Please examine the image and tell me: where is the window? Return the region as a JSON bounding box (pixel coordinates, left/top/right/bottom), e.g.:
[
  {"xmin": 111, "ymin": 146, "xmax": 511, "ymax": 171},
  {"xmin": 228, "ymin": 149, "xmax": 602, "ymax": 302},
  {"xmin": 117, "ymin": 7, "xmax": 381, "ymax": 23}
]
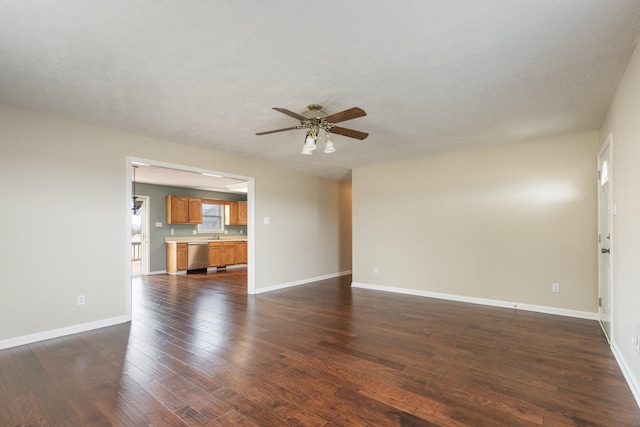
[
  {"xmin": 198, "ymin": 201, "xmax": 224, "ymax": 233},
  {"xmin": 601, "ymin": 160, "xmax": 608, "ymax": 186}
]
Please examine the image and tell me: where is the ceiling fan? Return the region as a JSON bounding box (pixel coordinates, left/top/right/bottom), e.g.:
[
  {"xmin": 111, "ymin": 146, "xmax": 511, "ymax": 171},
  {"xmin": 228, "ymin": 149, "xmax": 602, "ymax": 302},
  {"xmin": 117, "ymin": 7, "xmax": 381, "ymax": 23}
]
[{"xmin": 255, "ymin": 104, "xmax": 368, "ymax": 154}]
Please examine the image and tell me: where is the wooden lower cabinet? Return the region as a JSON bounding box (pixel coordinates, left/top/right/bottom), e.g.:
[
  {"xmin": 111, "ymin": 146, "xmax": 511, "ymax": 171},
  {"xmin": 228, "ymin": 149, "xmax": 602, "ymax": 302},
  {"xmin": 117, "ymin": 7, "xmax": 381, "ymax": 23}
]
[
  {"xmin": 236, "ymin": 241, "xmax": 248, "ymax": 264},
  {"xmin": 208, "ymin": 241, "xmax": 247, "ymax": 267},
  {"xmin": 223, "ymin": 243, "xmax": 236, "ymax": 265},
  {"xmin": 166, "ymin": 242, "xmax": 188, "ymax": 273},
  {"xmin": 208, "ymin": 242, "xmax": 236, "ymax": 267},
  {"xmin": 168, "ymin": 240, "xmax": 247, "ymax": 273}
]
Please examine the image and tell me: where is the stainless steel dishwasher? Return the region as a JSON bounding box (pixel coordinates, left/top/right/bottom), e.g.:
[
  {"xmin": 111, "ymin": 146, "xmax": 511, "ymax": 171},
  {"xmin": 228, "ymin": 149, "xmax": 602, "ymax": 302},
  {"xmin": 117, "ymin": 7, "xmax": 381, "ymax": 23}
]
[{"xmin": 187, "ymin": 242, "xmax": 208, "ymax": 270}]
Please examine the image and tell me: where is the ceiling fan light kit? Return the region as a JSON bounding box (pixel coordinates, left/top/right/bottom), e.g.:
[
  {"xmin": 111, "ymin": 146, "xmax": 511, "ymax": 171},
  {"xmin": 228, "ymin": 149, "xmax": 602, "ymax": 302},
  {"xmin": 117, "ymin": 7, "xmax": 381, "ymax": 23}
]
[
  {"xmin": 302, "ymin": 130, "xmax": 317, "ymax": 155},
  {"xmin": 256, "ymin": 104, "xmax": 368, "ymax": 155},
  {"xmin": 324, "ymin": 137, "xmax": 336, "ymax": 154}
]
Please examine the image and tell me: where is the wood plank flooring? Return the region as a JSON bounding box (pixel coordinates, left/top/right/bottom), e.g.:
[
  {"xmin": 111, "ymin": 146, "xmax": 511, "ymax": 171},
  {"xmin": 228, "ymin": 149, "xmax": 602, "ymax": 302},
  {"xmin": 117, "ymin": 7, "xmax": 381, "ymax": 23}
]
[{"xmin": 1, "ymin": 269, "xmax": 639, "ymax": 426}]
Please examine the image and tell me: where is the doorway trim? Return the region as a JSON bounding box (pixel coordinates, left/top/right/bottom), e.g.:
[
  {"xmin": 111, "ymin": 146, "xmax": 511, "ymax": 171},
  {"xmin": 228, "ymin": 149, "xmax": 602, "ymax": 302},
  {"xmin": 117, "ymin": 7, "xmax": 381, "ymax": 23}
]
[
  {"xmin": 597, "ymin": 133, "xmax": 613, "ymax": 342},
  {"xmin": 131, "ymin": 195, "xmax": 150, "ymax": 276},
  {"xmin": 125, "ymin": 156, "xmax": 256, "ymax": 319}
]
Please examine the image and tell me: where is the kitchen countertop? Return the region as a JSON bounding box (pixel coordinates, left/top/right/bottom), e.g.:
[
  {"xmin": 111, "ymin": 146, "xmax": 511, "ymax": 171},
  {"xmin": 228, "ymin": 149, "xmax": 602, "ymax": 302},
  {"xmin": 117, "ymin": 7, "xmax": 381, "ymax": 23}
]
[{"xmin": 165, "ymin": 236, "xmax": 247, "ymax": 244}]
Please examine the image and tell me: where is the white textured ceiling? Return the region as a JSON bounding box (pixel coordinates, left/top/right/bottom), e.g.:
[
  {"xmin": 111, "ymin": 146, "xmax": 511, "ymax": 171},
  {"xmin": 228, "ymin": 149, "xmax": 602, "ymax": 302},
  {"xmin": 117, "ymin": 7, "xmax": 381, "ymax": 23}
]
[
  {"xmin": 1, "ymin": 1, "xmax": 640, "ymax": 181},
  {"xmin": 133, "ymin": 163, "xmax": 248, "ymax": 194}
]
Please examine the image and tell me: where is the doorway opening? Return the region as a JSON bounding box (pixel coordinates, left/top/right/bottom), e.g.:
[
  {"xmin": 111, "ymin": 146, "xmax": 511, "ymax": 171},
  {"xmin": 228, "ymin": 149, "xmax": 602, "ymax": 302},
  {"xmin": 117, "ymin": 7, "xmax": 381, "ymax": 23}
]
[
  {"xmin": 597, "ymin": 133, "xmax": 613, "ymax": 342},
  {"xmin": 126, "ymin": 157, "xmax": 256, "ymax": 320},
  {"xmin": 131, "ymin": 195, "xmax": 150, "ymax": 276}
]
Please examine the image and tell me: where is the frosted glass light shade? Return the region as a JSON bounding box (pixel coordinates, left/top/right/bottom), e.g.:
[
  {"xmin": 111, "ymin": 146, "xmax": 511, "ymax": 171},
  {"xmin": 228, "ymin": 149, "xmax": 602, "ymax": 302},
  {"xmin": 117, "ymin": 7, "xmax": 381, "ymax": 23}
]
[
  {"xmin": 324, "ymin": 139, "xmax": 336, "ymax": 153},
  {"xmin": 304, "ymin": 135, "xmax": 317, "ymax": 151}
]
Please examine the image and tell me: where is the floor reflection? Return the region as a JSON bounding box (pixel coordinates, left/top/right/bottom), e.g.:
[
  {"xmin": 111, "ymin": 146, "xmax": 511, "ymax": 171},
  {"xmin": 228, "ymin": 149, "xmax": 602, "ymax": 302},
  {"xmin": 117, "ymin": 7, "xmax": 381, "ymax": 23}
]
[{"xmin": 4, "ymin": 269, "xmax": 637, "ymax": 426}]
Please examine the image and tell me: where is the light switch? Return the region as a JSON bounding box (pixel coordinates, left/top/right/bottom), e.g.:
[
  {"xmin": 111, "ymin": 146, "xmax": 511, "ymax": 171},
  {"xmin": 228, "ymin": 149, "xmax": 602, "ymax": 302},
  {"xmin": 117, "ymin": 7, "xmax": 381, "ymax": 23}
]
[
  {"xmin": 155, "ymin": 222, "xmax": 163, "ymax": 227},
  {"xmin": 264, "ymin": 217, "xmax": 270, "ymax": 225}
]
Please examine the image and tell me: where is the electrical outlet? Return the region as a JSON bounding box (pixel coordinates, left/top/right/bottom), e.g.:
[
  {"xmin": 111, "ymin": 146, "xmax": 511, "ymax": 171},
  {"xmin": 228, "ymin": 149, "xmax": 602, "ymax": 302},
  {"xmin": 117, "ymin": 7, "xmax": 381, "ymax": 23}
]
[
  {"xmin": 552, "ymin": 283, "xmax": 560, "ymax": 293},
  {"xmin": 373, "ymin": 267, "xmax": 378, "ymax": 274},
  {"xmin": 171, "ymin": 228, "xmax": 174, "ymax": 235},
  {"xmin": 77, "ymin": 295, "xmax": 85, "ymax": 306},
  {"xmin": 633, "ymin": 337, "xmax": 640, "ymax": 355}
]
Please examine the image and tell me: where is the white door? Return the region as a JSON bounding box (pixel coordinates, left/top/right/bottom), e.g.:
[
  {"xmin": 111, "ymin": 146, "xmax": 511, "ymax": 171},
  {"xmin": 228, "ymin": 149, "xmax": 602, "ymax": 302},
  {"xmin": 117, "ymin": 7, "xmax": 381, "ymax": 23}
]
[
  {"xmin": 131, "ymin": 195, "xmax": 150, "ymax": 276},
  {"xmin": 597, "ymin": 136, "xmax": 612, "ymax": 342}
]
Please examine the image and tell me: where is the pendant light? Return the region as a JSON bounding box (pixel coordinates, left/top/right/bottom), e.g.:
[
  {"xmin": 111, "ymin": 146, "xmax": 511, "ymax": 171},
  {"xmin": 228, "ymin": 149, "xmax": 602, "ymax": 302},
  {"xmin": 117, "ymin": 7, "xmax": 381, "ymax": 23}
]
[{"xmin": 131, "ymin": 165, "xmax": 143, "ymax": 215}]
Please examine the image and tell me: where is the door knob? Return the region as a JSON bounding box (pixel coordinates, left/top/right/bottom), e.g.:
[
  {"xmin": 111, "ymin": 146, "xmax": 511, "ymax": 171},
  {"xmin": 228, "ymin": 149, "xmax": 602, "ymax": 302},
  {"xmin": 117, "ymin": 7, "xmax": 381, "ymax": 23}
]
[{"xmin": 601, "ymin": 248, "xmax": 610, "ymax": 254}]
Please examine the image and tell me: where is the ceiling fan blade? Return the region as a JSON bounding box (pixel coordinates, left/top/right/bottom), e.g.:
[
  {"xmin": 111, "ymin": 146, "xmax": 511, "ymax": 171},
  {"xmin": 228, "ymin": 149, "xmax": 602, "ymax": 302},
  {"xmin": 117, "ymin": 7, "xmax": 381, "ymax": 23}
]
[
  {"xmin": 330, "ymin": 126, "xmax": 369, "ymax": 140},
  {"xmin": 272, "ymin": 107, "xmax": 306, "ymax": 121},
  {"xmin": 255, "ymin": 126, "xmax": 299, "ymax": 136},
  {"xmin": 324, "ymin": 107, "xmax": 366, "ymax": 124}
]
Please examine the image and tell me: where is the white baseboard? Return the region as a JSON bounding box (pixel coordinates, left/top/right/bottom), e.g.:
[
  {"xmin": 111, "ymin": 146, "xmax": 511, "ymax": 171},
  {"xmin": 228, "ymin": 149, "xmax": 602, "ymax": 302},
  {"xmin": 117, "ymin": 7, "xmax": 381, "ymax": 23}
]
[
  {"xmin": 351, "ymin": 282, "xmax": 598, "ymax": 320},
  {"xmin": 165, "ymin": 270, "xmax": 186, "ymax": 276},
  {"xmin": 148, "ymin": 270, "xmax": 167, "ymax": 275},
  {"xmin": 214, "ymin": 264, "xmax": 247, "ymax": 271},
  {"xmin": 254, "ymin": 270, "xmax": 352, "ymax": 294},
  {"xmin": 611, "ymin": 341, "xmax": 640, "ymax": 409},
  {"xmin": 0, "ymin": 315, "xmax": 131, "ymax": 350}
]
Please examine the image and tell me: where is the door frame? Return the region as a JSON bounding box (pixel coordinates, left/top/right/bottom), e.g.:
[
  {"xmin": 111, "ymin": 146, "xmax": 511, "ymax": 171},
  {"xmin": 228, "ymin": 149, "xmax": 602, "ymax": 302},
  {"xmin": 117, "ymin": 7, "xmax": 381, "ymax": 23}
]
[
  {"xmin": 125, "ymin": 156, "xmax": 256, "ymax": 320},
  {"xmin": 131, "ymin": 194, "xmax": 150, "ymax": 276},
  {"xmin": 597, "ymin": 133, "xmax": 613, "ymax": 342}
]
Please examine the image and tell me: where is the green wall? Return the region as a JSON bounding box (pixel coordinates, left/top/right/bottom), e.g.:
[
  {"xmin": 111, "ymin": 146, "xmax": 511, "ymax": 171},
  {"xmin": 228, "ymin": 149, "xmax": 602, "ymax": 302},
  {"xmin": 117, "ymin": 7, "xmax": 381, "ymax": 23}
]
[{"xmin": 134, "ymin": 182, "xmax": 247, "ymax": 272}]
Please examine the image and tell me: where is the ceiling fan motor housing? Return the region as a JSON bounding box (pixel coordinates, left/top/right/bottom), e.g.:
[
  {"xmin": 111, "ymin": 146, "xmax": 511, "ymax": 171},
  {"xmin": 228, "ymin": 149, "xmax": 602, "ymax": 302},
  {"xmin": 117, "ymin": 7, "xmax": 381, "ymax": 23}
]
[{"xmin": 301, "ymin": 104, "xmax": 328, "ymax": 119}]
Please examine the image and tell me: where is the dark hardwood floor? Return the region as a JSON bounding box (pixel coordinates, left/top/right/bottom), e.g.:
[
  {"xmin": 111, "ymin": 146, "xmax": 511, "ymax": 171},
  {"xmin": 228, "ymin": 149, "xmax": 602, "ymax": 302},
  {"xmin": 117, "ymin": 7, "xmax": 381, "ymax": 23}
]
[{"xmin": 1, "ymin": 269, "xmax": 639, "ymax": 426}]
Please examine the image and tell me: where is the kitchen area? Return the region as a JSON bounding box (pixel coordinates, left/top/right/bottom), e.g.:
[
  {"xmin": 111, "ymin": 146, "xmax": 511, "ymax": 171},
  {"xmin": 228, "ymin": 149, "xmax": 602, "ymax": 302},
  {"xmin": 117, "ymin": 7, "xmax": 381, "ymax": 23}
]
[
  {"xmin": 165, "ymin": 196, "xmax": 248, "ymax": 274},
  {"xmin": 131, "ymin": 164, "xmax": 249, "ymax": 277}
]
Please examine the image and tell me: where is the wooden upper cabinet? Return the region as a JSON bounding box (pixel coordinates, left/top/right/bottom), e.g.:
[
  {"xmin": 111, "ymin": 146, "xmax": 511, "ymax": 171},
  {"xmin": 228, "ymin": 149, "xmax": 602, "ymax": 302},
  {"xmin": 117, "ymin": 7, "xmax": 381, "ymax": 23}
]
[
  {"xmin": 188, "ymin": 198, "xmax": 202, "ymax": 223},
  {"xmin": 167, "ymin": 196, "xmax": 202, "ymax": 224},
  {"xmin": 167, "ymin": 196, "xmax": 188, "ymax": 224},
  {"xmin": 224, "ymin": 200, "xmax": 247, "ymax": 226},
  {"xmin": 225, "ymin": 202, "xmax": 238, "ymax": 226},
  {"xmin": 237, "ymin": 201, "xmax": 247, "ymax": 225}
]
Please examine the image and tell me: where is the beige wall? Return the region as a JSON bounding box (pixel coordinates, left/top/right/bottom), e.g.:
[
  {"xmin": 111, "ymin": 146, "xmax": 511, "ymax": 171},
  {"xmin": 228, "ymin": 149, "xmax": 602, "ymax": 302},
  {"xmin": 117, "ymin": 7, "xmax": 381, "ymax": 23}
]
[
  {"xmin": 599, "ymin": 43, "xmax": 640, "ymax": 397},
  {"xmin": 353, "ymin": 132, "xmax": 599, "ymax": 312},
  {"xmin": 339, "ymin": 181, "xmax": 353, "ymax": 271},
  {"xmin": 0, "ymin": 104, "xmax": 351, "ymax": 342}
]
